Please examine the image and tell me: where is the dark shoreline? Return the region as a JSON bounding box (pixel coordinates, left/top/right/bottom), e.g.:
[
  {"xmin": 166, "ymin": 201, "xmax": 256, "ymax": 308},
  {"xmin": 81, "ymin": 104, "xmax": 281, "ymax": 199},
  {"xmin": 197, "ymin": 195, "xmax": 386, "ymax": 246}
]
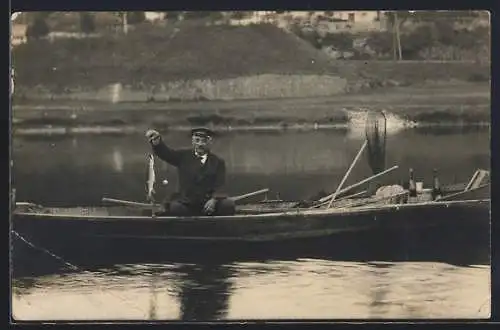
[
  {"xmin": 12, "ymin": 122, "xmax": 490, "ymax": 137},
  {"xmin": 11, "ymin": 82, "xmax": 491, "ymax": 136}
]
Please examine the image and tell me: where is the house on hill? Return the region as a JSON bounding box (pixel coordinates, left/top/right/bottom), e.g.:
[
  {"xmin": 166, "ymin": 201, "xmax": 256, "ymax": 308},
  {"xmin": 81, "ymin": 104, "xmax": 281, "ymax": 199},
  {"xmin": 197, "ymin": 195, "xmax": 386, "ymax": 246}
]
[
  {"xmin": 314, "ymin": 11, "xmax": 388, "ymax": 35},
  {"xmin": 144, "ymin": 12, "xmax": 166, "ymax": 22},
  {"xmin": 11, "ymin": 23, "xmax": 27, "ymax": 46}
]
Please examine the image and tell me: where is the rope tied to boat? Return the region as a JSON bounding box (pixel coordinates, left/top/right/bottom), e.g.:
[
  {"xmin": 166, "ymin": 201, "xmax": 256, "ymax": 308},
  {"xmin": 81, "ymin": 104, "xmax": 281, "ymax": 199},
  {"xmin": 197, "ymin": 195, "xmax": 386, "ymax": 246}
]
[
  {"xmin": 11, "ymin": 229, "xmax": 149, "ymax": 317},
  {"xmin": 12, "ymin": 230, "xmax": 79, "ymax": 271}
]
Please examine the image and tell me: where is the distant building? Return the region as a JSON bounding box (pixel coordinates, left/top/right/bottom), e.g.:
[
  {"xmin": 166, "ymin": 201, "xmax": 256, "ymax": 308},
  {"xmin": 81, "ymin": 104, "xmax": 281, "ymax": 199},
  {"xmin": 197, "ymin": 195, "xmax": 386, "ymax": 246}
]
[
  {"xmin": 227, "ymin": 11, "xmax": 276, "ymax": 26},
  {"xmin": 314, "ymin": 11, "xmax": 388, "ymax": 35},
  {"xmin": 144, "ymin": 12, "xmax": 166, "ymax": 22},
  {"xmin": 225, "ymin": 11, "xmax": 388, "ymax": 34},
  {"xmin": 11, "ymin": 23, "xmax": 27, "ymax": 46},
  {"xmin": 454, "ymin": 10, "xmax": 490, "ymax": 30}
]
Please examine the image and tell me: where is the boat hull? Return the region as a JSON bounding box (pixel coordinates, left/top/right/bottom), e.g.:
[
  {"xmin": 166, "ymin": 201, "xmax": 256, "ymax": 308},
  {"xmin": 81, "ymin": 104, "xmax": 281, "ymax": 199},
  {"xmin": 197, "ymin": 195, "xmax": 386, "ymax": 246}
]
[{"xmin": 11, "ymin": 200, "xmax": 490, "ymax": 263}]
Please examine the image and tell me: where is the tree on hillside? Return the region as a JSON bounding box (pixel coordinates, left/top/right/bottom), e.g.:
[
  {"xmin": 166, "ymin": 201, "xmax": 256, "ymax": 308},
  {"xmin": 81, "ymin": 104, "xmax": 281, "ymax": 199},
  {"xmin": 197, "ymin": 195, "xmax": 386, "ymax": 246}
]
[
  {"xmin": 183, "ymin": 11, "xmax": 213, "ymax": 19},
  {"xmin": 384, "ymin": 10, "xmax": 485, "ymax": 60},
  {"xmin": 165, "ymin": 11, "xmax": 183, "ymax": 21},
  {"xmin": 127, "ymin": 12, "xmax": 146, "ymax": 24},
  {"xmin": 80, "ymin": 12, "xmax": 96, "ymax": 34},
  {"xmin": 384, "ymin": 11, "xmax": 410, "ymax": 60},
  {"xmin": 26, "ymin": 14, "xmax": 50, "ymax": 40}
]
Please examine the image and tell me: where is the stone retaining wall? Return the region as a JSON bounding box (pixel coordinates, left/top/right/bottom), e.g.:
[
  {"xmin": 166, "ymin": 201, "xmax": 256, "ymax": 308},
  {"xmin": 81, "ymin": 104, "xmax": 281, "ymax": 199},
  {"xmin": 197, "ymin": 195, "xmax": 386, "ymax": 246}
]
[{"xmin": 16, "ymin": 74, "xmax": 348, "ymax": 102}]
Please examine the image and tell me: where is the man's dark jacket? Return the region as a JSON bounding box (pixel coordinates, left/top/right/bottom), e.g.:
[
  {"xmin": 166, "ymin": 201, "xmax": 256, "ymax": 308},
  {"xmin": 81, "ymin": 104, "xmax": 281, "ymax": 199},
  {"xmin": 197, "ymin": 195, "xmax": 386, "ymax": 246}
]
[{"xmin": 152, "ymin": 141, "xmax": 226, "ymax": 207}]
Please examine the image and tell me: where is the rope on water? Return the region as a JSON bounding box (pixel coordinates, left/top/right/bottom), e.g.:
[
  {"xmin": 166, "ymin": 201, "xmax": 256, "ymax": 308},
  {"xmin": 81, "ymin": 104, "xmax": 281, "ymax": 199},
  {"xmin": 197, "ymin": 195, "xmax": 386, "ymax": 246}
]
[
  {"xmin": 12, "ymin": 230, "xmax": 79, "ymax": 271},
  {"xmin": 11, "ymin": 230, "xmax": 149, "ymax": 317}
]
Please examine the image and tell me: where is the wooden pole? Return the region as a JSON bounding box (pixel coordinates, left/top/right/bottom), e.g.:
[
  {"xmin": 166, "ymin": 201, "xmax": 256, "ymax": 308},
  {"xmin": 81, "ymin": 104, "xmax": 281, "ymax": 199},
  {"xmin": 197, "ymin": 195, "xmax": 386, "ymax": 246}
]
[
  {"xmin": 394, "ymin": 12, "xmax": 403, "ymax": 60},
  {"xmin": 339, "ymin": 190, "xmax": 409, "ymax": 209},
  {"xmin": 318, "ymin": 165, "xmax": 399, "ymax": 204},
  {"xmin": 312, "ymin": 190, "xmax": 367, "ymax": 208},
  {"xmin": 327, "ymin": 140, "xmax": 368, "ymax": 208}
]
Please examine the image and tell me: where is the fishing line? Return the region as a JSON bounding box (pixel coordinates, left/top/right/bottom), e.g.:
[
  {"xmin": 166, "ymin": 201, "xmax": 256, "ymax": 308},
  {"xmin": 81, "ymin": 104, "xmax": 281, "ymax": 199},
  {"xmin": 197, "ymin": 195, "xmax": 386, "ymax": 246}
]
[{"xmin": 11, "ymin": 230, "xmax": 149, "ymax": 317}]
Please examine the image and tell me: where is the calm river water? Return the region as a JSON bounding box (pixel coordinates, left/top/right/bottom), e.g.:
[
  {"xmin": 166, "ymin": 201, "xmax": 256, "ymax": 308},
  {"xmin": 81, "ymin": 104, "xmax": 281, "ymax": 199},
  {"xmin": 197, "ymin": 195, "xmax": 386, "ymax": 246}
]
[{"xmin": 10, "ymin": 127, "xmax": 491, "ymax": 320}]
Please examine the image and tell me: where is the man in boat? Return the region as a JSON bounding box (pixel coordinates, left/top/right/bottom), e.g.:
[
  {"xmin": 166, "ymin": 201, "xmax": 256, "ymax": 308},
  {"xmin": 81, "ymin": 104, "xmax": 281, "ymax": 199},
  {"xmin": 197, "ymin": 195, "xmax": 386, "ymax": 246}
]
[{"xmin": 145, "ymin": 127, "xmax": 235, "ymax": 216}]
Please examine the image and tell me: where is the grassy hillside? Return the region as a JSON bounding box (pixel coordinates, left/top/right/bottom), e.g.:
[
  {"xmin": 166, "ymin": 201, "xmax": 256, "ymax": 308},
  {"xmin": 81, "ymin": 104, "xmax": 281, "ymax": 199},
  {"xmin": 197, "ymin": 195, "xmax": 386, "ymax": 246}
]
[{"xmin": 12, "ymin": 23, "xmax": 338, "ymax": 91}]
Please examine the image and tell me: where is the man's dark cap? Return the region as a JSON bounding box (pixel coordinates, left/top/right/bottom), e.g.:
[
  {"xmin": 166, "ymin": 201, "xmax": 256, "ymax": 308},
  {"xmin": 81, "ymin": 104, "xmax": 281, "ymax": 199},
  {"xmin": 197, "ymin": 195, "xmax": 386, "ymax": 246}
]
[{"xmin": 191, "ymin": 127, "xmax": 215, "ymax": 138}]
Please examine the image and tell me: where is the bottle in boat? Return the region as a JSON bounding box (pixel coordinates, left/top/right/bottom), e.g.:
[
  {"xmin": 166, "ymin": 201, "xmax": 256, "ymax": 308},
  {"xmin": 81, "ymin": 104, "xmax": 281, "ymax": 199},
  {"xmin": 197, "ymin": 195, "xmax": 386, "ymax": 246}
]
[
  {"xmin": 408, "ymin": 168, "xmax": 417, "ymax": 198},
  {"xmin": 431, "ymin": 168, "xmax": 442, "ymax": 201}
]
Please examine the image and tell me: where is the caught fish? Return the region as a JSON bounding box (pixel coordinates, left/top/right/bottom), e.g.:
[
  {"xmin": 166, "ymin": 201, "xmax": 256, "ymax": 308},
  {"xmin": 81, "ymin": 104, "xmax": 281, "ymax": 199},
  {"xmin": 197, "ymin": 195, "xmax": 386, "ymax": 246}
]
[{"xmin": 146, "ymin": 154, "xmax": 156, "ymax": 202}]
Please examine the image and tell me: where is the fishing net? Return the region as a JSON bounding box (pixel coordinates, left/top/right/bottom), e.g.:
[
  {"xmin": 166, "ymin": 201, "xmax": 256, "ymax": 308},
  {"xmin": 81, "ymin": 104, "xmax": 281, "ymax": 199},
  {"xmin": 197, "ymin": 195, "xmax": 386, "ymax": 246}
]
[{"xmin": 365, "ymin": 110, "xmax": 387, "ymax": 175}]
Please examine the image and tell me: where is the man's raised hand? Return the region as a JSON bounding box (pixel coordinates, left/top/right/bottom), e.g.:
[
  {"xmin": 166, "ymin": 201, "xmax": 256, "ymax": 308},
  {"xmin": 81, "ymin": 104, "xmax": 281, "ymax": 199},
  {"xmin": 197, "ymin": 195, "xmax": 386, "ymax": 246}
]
[{"xmin": 146, "ymin": 129, "xmax": 161, "ymax": 146}]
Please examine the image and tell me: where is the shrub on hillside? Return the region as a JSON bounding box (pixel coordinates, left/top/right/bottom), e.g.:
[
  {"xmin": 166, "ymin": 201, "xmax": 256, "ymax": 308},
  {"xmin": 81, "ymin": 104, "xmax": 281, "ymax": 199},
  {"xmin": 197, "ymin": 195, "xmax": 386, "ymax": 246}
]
[
  {"xmin": 364, "ymin": 23, "xmax": 489, "ymax": 60},
  {"xmin": 365, "ymin": 31, "xmax": 394, "ymax": 58},
  {"xmin": 126, "ymin": 12, "xmax": 146, "ymax": 25},
  {"xmin": 164, "ymin": 11, "xmax": 183, "ymax": 21},
  {"xmin": 289, "ymin": 24, "xmax": 322, "ymax": 49},
  {"xmin": 229, "ymin": 11, "xmax": 254, "ymax": 20},
  {"xmin": 321, "ymin": 32, "xmax": 354, "ymax": 51}
]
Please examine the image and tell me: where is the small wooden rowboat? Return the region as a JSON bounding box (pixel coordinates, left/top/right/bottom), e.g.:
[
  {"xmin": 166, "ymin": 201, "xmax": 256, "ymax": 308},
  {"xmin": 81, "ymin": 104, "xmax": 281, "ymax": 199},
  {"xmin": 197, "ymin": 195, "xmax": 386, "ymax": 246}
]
[
  {"xmin": 12, "ymin": 185, "xmax": 490, "ymax": 246},
  {"xmin": 10, "ymin": 181, "xmax": 490, "ymax": 267}
]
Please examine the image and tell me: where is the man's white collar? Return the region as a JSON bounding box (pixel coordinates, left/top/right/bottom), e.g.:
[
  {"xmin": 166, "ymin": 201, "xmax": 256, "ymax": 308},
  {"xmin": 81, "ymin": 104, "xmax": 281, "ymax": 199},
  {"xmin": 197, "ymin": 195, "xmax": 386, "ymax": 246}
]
[{"xmin": 195, "ymin": 152, "xmax": 208, "ymax": 164}]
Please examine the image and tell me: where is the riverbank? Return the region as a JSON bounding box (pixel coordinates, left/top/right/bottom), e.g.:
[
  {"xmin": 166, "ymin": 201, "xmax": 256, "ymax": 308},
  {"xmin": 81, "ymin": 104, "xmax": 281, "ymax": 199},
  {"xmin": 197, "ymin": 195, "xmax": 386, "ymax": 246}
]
[{"xmin": 11, "ymin": 82, "xmax": 490, "ymax": 136}]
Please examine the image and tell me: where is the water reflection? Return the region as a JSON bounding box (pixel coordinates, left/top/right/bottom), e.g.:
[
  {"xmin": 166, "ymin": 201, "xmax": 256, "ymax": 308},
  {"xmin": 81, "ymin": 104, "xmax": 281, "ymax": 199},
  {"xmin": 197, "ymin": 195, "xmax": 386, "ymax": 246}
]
[
  {"xmin": 11, "ymin": 260, "xmax": 490, "ymax": 320},
  {"xmin": 177, "ymin": 263, "xmax": 232, "ymax": 321},
  {"xmin": 11, "ymin": 262, "xmax": 234, "ymax": 321},
  {"xmin": 111, "ymin": 148, "xmax": 124, "ymax": 173}
]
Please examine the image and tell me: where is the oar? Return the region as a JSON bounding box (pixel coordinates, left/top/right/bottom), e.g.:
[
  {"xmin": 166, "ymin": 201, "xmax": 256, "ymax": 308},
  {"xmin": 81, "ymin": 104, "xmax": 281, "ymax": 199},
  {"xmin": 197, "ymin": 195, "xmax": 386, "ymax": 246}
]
[
  {"xmin": 316, "ymin": 165, "xmax": 399, "ymax": 205},
  {"xmin": 326, "ymin": 140, "xmax": 367, "ymax": 208},
  {"xmin": 230, "ymin": 188, "xmax": 269, "ymax": 202},
  {"xmin": 102, "ymin": 188, "xmax": 270, "ymax": 208},
  {"xmin": 102, "ymin": 197, "xmax": 161, "ymax": 208}
]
